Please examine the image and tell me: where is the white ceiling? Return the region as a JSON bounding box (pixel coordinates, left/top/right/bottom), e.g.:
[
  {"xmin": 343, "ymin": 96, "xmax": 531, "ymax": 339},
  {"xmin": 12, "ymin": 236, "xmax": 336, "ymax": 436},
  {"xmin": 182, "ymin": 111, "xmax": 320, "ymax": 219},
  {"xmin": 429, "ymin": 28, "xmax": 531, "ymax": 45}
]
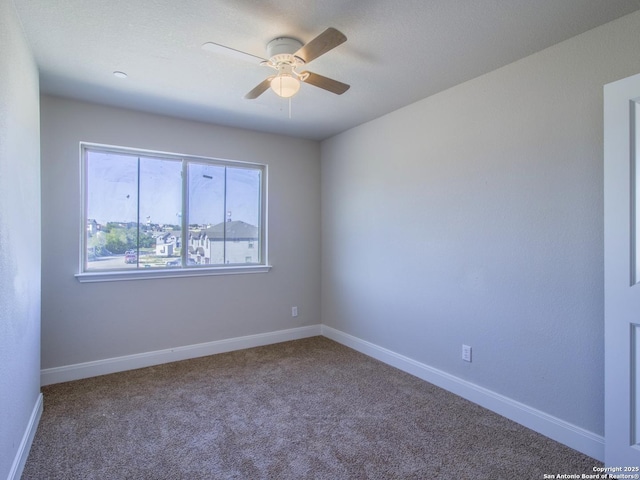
[{"xmin": 13, "ymin": 0, "xmax": 640, "ymax": 140}]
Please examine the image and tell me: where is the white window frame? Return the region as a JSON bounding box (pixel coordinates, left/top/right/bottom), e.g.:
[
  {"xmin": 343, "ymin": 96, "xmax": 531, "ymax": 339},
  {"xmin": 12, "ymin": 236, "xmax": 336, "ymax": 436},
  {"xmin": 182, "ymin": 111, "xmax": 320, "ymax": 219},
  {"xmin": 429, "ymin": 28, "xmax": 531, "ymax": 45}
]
[{"xmin": 76, "ymin": 142, "xmax": 270, "ymax": 283}]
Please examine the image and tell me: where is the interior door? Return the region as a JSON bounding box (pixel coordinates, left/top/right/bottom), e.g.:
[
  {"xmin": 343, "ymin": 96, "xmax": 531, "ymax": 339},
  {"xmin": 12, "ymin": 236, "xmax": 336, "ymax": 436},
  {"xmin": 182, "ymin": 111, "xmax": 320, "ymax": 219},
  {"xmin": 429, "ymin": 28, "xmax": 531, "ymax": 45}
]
[{"xmin": 604, "ymin": 71, "xmax": 640, "ymax": 468}]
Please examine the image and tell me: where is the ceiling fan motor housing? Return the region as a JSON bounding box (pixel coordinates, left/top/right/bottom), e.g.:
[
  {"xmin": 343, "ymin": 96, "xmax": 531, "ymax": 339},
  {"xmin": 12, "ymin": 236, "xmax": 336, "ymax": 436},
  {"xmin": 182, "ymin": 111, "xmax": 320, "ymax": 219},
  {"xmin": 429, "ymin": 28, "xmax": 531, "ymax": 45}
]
[{"xmin": 266, "ymin": 37, "xmax": 304, "ymax": 63}]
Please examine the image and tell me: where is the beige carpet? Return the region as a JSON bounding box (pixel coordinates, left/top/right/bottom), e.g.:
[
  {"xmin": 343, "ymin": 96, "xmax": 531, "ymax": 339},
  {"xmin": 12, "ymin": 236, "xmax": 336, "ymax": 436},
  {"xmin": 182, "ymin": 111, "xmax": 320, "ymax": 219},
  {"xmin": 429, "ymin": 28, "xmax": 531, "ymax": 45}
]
[{"xmin": 23, "ymin": 337, "xmax": 600, "ymax": 479}]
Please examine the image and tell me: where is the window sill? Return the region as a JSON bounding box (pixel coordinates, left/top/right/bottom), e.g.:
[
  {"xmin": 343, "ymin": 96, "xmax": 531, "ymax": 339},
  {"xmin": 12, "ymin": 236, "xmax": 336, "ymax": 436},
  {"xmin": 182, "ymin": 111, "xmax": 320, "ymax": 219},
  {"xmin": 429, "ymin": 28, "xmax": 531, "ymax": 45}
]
[{"xmin": 75, "ymin": 265, "xmax": 272, "ymax": 283}]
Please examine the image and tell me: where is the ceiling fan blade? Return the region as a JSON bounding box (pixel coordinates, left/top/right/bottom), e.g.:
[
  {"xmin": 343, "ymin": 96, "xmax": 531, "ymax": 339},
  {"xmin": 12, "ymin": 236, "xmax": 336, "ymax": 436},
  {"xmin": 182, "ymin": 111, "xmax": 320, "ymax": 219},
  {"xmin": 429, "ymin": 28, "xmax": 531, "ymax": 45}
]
[
  {"xmin": 202, "ymin": 42, "xmax": 266, "ymax": 63},
  {"xmin": 245, "ymin": 77, "xmax": 273, "ymax": 99},
  {"xmin": 294, "ymin": 27, "xmax": 347, "ymax": 64},
  {"xmin": 301, "ymin": 71, "xmax": 350, "ymax": 95}
]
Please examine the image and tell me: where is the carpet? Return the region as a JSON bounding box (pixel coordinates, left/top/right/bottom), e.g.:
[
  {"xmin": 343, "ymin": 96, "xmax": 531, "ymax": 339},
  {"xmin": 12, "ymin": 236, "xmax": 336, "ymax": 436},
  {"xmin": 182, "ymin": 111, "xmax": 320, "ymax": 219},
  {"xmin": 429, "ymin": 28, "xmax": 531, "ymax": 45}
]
[{"xmin": 22, "ymin": 336, "xmax": 600, "ymax": 479}]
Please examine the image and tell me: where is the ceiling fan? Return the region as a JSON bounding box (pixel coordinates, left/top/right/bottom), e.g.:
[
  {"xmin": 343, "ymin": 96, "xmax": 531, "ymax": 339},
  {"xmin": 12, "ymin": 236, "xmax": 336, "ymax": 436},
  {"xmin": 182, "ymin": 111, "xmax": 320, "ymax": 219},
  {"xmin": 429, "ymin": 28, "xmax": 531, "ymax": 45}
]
[{"xmin": 202, "ymin": 28, "xmax": 350, "ymax": 100}]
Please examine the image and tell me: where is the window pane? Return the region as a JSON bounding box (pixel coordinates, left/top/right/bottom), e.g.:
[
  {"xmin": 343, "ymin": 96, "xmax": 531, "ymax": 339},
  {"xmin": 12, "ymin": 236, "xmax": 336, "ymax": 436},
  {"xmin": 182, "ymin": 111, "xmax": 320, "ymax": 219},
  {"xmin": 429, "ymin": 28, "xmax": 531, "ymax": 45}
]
[
  {"xmin": 225, "ymin": 167, "xmax": 261, "ymax": 264},
  {"xmin": 186, "ymin": 164, "xmax": 261, "ymax": 266},
  {"xmin": 85, "ymin": 151, "xmax": 139, "ymax": 270},
  {"xmin": 187, "ymin": 163, "xmax": 225, "ymax": 266},
  {"xmin": 139, "ymin": 157, "xmax": 182, "ymax": 269}
]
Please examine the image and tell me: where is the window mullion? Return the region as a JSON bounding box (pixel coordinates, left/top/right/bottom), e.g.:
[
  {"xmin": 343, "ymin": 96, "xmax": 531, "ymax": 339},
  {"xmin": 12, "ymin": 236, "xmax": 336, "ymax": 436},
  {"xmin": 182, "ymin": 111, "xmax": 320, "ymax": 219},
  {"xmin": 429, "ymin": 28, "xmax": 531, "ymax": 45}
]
[
  {"xmin": 182, "ymin": 159, "xmax": 188, "ymax": 268},
  {"xmin": 136, "ymin": 156, "xmax": 141, "ymax": 268},
  {"xmin": 223, "ymin": 166, "xmax": 227, "ymax": 264}
]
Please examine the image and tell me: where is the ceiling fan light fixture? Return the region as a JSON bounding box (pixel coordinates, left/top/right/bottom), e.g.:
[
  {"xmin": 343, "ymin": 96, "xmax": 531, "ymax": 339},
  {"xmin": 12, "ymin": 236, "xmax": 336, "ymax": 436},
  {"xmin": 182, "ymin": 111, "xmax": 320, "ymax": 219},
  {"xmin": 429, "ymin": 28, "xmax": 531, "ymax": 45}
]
[{"xmin": 270, "ymin": 74, "xmax": 300, "ymax": 98}]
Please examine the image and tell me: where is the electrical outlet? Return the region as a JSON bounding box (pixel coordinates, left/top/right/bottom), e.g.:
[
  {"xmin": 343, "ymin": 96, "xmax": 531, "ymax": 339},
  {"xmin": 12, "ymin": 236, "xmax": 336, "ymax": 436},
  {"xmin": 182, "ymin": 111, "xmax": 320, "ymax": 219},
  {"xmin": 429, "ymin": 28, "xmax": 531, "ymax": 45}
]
[
  {"xmin": 291, "ymin": 306, "xmax": 298, "ymax": 317},
  {"xmin": 462, "ymin": 344, "xmax": 472, "ymax": 362}
]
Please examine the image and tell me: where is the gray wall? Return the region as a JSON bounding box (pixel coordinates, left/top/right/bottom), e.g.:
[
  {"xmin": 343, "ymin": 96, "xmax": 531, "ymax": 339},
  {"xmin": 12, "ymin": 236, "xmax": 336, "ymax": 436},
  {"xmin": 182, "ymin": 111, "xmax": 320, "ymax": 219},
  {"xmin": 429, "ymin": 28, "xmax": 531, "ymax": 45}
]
[
  {"xmin": 0, "ymin": 0, "xmax": 41, "ymax": 477},
  {"xmin": 321, "ymin": 11, "xmax": 640, "ymax": 437},
  {"xmin": 40, "ymin": 96, "xmax": 320, "ymax": 369}
]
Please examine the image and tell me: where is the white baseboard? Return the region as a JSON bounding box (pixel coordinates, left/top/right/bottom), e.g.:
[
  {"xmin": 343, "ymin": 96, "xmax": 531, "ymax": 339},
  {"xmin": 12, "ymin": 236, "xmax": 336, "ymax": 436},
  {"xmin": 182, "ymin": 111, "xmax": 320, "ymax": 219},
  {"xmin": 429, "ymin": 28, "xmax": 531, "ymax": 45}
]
[
  {"xmin": 41, "ymin": 325, "xmax": 322, "ymax": 386},
  {"xmin": 8, "ymin": 392, "xmax": 43, "ymax": 480},
  {"xmin": 321, "ymin": 325, "xmax": 605, "ymax": 462}
]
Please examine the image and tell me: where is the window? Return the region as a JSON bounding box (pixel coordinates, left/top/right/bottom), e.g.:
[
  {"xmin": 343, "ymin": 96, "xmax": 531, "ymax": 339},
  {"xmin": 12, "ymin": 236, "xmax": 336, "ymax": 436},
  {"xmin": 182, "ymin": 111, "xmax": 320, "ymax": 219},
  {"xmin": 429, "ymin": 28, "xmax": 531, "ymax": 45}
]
[{"xmin": 78, "ymin": 144, "xmax": 268, "ymax": 281}]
